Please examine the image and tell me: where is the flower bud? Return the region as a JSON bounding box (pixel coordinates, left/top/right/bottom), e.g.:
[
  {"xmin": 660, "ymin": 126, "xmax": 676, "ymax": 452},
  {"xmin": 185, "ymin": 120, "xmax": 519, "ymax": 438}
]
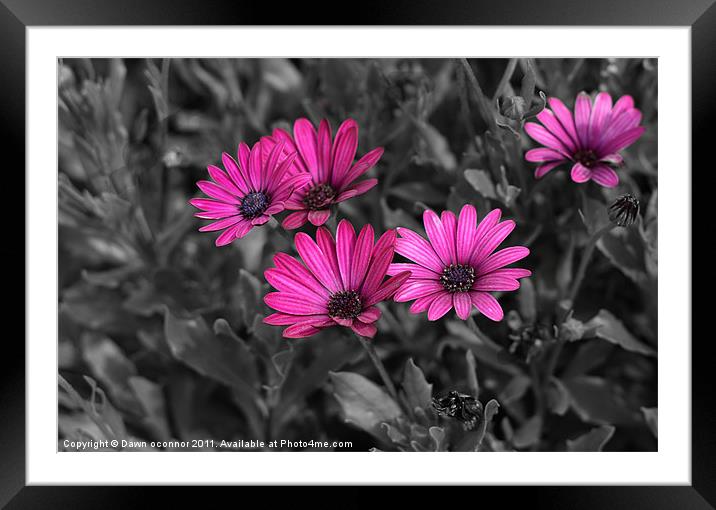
[{"xmin": 608, "ymin": 193, "xmax": 640, "ymax": 227}]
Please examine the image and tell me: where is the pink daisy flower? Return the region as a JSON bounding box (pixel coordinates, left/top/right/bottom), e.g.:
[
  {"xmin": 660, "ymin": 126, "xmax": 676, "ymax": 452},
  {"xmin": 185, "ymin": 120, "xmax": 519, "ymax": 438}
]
[
  {"xmin": 190, "ymin": 139, "xmax": 310, "ymax": 247},
  {"xmin": 524, "ymin": 92, "xmax": 645, "ymax": 188},
  {"xmin": 387, "ymin": 205, "xmax": 531, "ymax": 322},
  {"xmin": 263, "ymin": 118, "xmax": 383, "ymax": 229},
  {"xmin": 263, "ymin": 220, "xmax": 410, "ymax": 339}
]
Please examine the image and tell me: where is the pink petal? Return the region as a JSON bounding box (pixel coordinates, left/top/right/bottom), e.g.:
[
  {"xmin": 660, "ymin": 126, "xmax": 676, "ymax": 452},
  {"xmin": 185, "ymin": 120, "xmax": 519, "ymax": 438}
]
[
  {"xmin": 189, "ymin": 198, "xmax": 237, "ymax": 213},
  {"xmin": 570, "ymin": 163, "xmax": 592, "ymax": 183},
  {"xmin": 335, "ymin": 178, "xmax": 378, "ymax": 202},
  {"xmin": 263, "ymin": 140, "xmax": 284, "ymax": 186},
  {"xmin": 598, "ymin": 109, "xmax": 642, "ymax": 153},
  {"xmin": 610, "ymin": 95, "xmax": 634, "ymax": 119},
  {"xmin": 478, "ymin": 246, "xmax": 530, "ymax": 274},
  {"xmin": 336, "ymin": 220, "xmax": 357, "ymax": 289},
  {"xmin": 440, "ymin": 211, "xmax": 458, "ymax": 264},
  {"xmin": 394, "ymin": 280, "xmax": 444, "ymax": 302},
  {"xmin": 387, "ymin": 263, "xmax": 439, "ymax": 279},
  {"xmin": 315, "ymin": 227, "xmax": 342, "ymax": 293},
  {"xmin": 351, "ymin": 224, "xmax": 375, "ymax": 289},
  {"xmin": 264, "ymin": 292, "xmax": 327, "ymax": 315},
  {"xmin": 423, "ymin": 210, "xmax": 453, "ymax": 267},
  {"xmin": 293, "ymin": 118, "xmax": 320, "ymax": 179},
  {"xmin": 475, "ymin": 209, "xmax": 502, "ymax": 245},
  {"xmin": 317, "ymin": 119, "xmax": 332, "ymax": 183},
  {"xmin": 364, "ymin": 271, "xmax": 411, "ymax": 307},
  {"xmin": 395, "ymin": 228, "xmax": 444, "ymax": 274},
  {"xmin": 524, "ymin": 122, "xmax": 571, "ymax": 153},
  {"xmin": 590, "ymin": 164, "xmax": 619, "ymax": 188},
  {"xmin": 588, "ymin": 92, "xmax": 613, "ymax": 147},
  {"xmin": 198, "ymin": 215, "xmax": 243, "ymax": 232},
  {"xmin": 223, "ymin": 152, "xmax": 251, "ymax": 194},
  {"xmin": 265, "ymin": 202, "xmax": 285, "ymax": 216},
  {"xmin": 264, "ymin": 312, "xmax": 304, "ymax": 326},
  {"xmin": 330, "ymin": 119, "xmax": 359, "ymax": 188},
  {"xmin": 470, "ymin": 292, "xmax": 504, "ymax": 321},
  {"xmin": 194, "ymin": 210, "xmax": 235, "ymax": 220},
  {"xmin": 453, "ymin": 293, "xmax": 472, "ymax": 320},
  {"xmin": 208, "ymin": 165, "xmax": 243, "ymax": 197},
  {"xmin": 427, "ymin": 293, "xmax": 454, "ymax": 321},
  {"xmin": 360, "ymin": 232, "xmax": 397, "ymax": 298},
  {"xmin": 234, "ymin": 221, "xmax": 253, "ymax": 239},
  {"xmin": 248, "ymin": 140, "xmax": 263, "ymax": 190},
  {"xmin": 574, "ymin": 92, "xmax": 592, "ymax": 147},
  {"xmin": 265, "ymin": 152, "xmax": 298, "ymax": 195},
  {"xmin": 600, "ymin": 153, "xmax": 623, "ymax": 165},
  {"xmin": 294, "ymin": 232, "xmax": 342, "ymax": 292},
  {"xmin": 283, "ymin": 323, "xmax": 322, "ymax": 339},
  {"xmin": 336, "ymin": 147, "xmax": 383, "ymax": 189},
  {"xmin": 536, "ymin": 108, "xmax": 577, "ymax": 152},
  {"xmin": 456, "ymin": 204, "xmax": 477, "ymax": 265},
  {"xmin": 273, "ymin": 252, "xmax": 331, "ymax": 297},
  {"xmin": 237, "ymin": 141, "xmax": 251, "ymax": 173},
  {"xmin": 470, "ymin": 220, "xmax": 516, "ymax": 267},
  {"xmin": 547, "ymin": 97, "xmax": 579, "ymax": 148},
  {"xmin": 599, "ymin": 126, "xmax": 645, "ymax": 156},
  {"xmin": 472, "ymin": 275, "xmax": 520, "ymax": 292},
  {"xmin": 489, "ymin": 268, "xmax": 532, "ymax": 279},
  {"xmin": 525, "ymin": 148, "xmax": 566, "ymax": 163},
  {"xmin": 350, "ymin": 321, "xmax": 377, "ymax": 338},
  {"xmin": 409, "ymin": 292, "xmax": 441, "ymax": 313},
  {"xmin": 282, "ymin": 210, "xmax": 308, "ymax": 229},
  {"xmin": 196, "ymin": 181, "xmax": 240, "ymax": 204},
  {"xmin": 264, "ymin": 268, "xmax": 329, "ymax": 303},
  {"xmin": 307, "ymin": 209, "xmax": 332, "ymax": 226},
  {"xmin": 535, "ymin": 161, "xmax": 564, "ymax": 179},
  {"xmin": 251, "ymin": 215, "xmax": 271, "ymax": 226},
  {"xmin": 358, "ymin": 306, "xmax": 381, "ymax": 324},
  {"xmin": 215, "ymin": 222, "xmax": 245, "ymax": 247}
]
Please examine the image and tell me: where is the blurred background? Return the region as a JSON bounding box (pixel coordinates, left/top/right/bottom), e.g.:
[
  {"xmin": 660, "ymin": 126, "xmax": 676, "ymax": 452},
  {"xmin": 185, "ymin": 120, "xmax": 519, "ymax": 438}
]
[{"xmin": 58, "ymin": 58, "xmax": 658, "ymax": 452}]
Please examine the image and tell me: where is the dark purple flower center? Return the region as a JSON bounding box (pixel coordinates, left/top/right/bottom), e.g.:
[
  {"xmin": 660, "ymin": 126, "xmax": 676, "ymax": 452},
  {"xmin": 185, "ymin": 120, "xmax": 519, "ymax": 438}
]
[
  {"xmin": 574, "ymin": 149, "xmax": 598, "ymax": 168},
  {"xmin": 302, "ymin": 184, "xmax": 336, "ymax": 211},
  {"xmin": 327, "ymin": 290, "xmax": 362, "ymax": 319},
  {"xmin": 440, "ymin": 264, "xmax": 476, "ymax": 293},
  {"xmin": 239, "ymin": 191, "xmax": 269, "ymax": 219}
]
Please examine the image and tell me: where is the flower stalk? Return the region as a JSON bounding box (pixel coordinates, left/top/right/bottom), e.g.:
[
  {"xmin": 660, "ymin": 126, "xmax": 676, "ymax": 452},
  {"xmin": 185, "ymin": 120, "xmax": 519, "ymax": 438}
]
[{"xmin": 355, "ymin": 334, "xmax": 400, "ymax": 405}]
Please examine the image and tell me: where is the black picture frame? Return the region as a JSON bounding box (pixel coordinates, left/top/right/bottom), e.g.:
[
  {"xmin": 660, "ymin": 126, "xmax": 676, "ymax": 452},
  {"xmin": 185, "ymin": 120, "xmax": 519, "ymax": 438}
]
[{"xmin": 3, "ymin": 0, "xmax": 711, "ymax": 506}]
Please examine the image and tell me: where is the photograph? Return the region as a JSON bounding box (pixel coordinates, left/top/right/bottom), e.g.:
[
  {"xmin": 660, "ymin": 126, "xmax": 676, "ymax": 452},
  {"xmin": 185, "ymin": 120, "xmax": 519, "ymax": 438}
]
[{"xmin": 57, "ymin": 57, "xmax": 658, "ymax": 453}]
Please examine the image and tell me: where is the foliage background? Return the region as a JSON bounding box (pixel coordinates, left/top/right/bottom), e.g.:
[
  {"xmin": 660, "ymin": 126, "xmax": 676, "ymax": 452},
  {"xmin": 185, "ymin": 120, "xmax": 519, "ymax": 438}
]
[{"xmin": 58, "ymin": 58, "xmax": 658, "ymax": 452}]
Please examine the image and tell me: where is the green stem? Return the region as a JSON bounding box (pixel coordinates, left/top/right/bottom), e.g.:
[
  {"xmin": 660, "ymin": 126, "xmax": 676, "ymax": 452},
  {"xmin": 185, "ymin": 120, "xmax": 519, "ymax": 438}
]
[
  {"xmin": 356, "ymin": 335, "xmax": 400, "ymax": 405},
  {"xmin": 567, "ymin": 223, "xmax": 615, "ymax": 305}
]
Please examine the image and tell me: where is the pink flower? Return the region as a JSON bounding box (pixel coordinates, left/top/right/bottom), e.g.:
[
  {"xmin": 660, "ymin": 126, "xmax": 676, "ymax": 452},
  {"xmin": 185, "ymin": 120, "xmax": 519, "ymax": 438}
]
[
  {"xmin": 263, "ymin": 118, "xmax": 383, "ymax": 229},
  {"xmin": 387, "ymin": 205, "xmax": 530, "ymax": 322},
  {"xmin": 190, "ymin": 139, "xmax": 310, "ymax": 247},
  {"xmin": 524, "ymin": 92, "xmax": 645, "ymax": 188},
  {"xmin": 263, "ymin": 220, "xmax": 410, "ymax": 339}
]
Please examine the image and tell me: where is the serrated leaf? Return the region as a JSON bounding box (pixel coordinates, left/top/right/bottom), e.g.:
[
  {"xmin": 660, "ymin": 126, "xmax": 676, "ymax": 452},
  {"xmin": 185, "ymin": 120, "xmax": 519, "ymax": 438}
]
[
  {"xmin": 567, "ymin": 425, "xmax": 615, "ymax": 451},
  {"xmin": 464, "ymin": 169, "xmax": 497, "ymax": 199},
  {"xmin": 584, "ymin": 309, "xmax": 655, "ymax": 356},
  {"xmin": 330, "ymin": 371, "xmax": 402, "ymax": 438},
  {"xmin": 401, "ymin": 358, "xmax": 433, "ymax": 410},
  {"xmin": 163, "ymin": 309, "xmax": 257, "ymax": 391},
  {"xmin": 80, "ymin": 333, "xmax": 141, "ymax": 415},
  {"xmin": 597, "ymin": 227, "xmax": 648, "ymax": 285},
  {"xmin": 562, "ymin": 376, "xmax": 636, "ymax": 425}
]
